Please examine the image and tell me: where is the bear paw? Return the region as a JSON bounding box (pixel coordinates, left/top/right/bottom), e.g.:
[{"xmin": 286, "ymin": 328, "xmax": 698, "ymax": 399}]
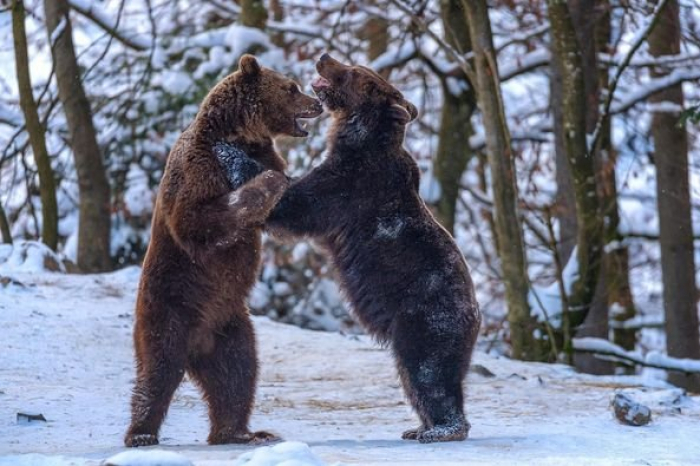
[
  {"xmin": 124, "ymin": 433, "xmax": 159, "ymax": 447},
  {"xmin": 259, "ymin": 171, "xmax": 289, "ymax": 197},
  {"xmin": 208, "ymin": 428, "xmax": 281, "ymax": 445},
  {"xmin": 413, "ymin": 422, "xmax": 470, "ymax": 443},
  {"xmin": 401, "ymin": 426, "xmax": 425, "ymax": 440}
]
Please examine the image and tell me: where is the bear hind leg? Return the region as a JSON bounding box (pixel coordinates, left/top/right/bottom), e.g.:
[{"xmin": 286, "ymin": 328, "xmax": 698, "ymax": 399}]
[
  {"xmin": 187, "ymin": 319, "xmax": 279, "ymax": 445},
  {"xmin": 125, "ymin": 322, "xmax": 188, "ymax": 447},
  {"xmin": 393, "ymin": 319, "xmax": 472, "ymax": 443}
]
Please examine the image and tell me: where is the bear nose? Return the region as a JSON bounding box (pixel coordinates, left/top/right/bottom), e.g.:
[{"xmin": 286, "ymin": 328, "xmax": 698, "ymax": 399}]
[{"xmin": 319, "ymin": 53, "xmax": 330, "ymax": 62}]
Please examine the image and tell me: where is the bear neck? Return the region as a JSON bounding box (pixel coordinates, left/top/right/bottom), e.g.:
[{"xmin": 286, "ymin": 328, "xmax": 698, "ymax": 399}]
[
  {"xmin": 329, "ymin": 106, "xmax": 407, "ymax": 154},
  {"xmin": 193, "ymin": 89, "xmax": 271, "ymax": 146}
]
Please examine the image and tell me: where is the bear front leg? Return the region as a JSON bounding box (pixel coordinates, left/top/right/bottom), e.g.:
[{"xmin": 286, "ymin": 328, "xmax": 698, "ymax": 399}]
[
  {"xmin": 227, "ymin": 170, "xmax": 289, "ymax": 227},
  {"xmin": 125, "ymin": 319, "xmax": 188, "ymax": 447},
  {"xmin": 187, "ymin": 318, "xmax": 279, "ymax": 445}
]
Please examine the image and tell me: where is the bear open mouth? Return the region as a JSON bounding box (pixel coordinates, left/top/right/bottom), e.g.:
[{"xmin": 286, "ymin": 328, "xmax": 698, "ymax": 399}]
[
  {"xmin": 311, "ymin": 76, "xmax": 332, "ymax": 100},
  {"xmin": 293, "ymin": 106, "xmax": 323, "ymax": 137}
]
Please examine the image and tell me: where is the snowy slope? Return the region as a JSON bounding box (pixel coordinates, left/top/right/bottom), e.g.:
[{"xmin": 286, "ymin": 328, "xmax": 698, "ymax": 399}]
[{"xmin": 1, "ymin": 268, "xmax": 699, "ymax": 465}]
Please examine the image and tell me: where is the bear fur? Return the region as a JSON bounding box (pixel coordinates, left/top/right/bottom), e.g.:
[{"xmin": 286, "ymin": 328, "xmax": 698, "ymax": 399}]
[
  {"xmin": 266, "ymin": 54, "xmax": 481, "ymax": 443},
  {"xmin": 124, "ymin": 55, "xmax": 322, "ymax": 447}
]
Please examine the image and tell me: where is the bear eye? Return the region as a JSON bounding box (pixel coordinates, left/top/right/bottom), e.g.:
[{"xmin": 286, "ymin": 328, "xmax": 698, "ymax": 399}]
[{"xmin": 288, "ymin": 84, "xmax": 299, "ymax": 94}]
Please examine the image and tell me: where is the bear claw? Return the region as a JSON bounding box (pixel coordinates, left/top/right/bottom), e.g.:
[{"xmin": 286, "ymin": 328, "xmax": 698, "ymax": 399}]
[
  {"xmin": 208, "ymin": 428, "xmax": 281, "ymax": 445},
  {"xmin": 124, "ymin": 433, "xmax": 159, "ymax": 447}
]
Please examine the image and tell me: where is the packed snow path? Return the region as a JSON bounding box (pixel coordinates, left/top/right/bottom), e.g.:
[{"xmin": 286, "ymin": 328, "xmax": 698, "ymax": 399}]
[{"xmin": 1, "ymin": 268, "xmax": 699, "ymax": 465}]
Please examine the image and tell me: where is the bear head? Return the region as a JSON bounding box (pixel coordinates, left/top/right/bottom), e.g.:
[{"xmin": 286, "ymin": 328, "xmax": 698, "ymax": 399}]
[
  {"xmin": 198, "ymin": 54, "xmax": 323, "ymax": 140},
  {"xmin": 311, "ymin": 53, "xmax": 418, "ymax": 125}
]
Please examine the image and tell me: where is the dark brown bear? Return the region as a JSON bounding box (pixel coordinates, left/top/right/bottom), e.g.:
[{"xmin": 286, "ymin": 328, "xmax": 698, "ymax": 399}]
[
  {"xmin": 266, "ymin": 54, "xmax": 481, "ymax": 443},
  {"xmin": 124, "ymin": 55, "xmax": 322, "ymax": 447}
]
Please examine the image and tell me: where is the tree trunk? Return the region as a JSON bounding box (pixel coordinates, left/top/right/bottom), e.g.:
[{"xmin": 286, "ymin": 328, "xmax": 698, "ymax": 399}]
[
  {"xmin": 240, "ymin": 0, "xmax": 267, "ymax": 29},
  {"xmin": 434, "ymin": 0, "xmax": 476, "ymax": 234},
  {"xmin": 0, "ymin": 203, "xmax": 11, "ymax": 245},
  {"xmin": 547, "ymin": 0, "xmax": 604, "ymax": 358},
  {"xmin": 462, "ymin": 0, "xmax": 541, "ymax": 361},
  {"xmin": 44, "ymin": 0, "xmax": 111, "ymax": 272},
  {"xmin": 551, "ymin": 57, "xmax": 577, "ymax": 264},
  {"xmin": 361, "ymin": 2, "xmax": 389, "ymax": 64},
  {"xmin": 269, "ymin": 0, "xmax": 284, "ymax": 47},
  {"xmin": 594, "ymin": 1, "xmax": 636, "ymax": 363},
  {"xmin": 648, "ymin": 0, "xmax": 700, "ymax": 392},
  {"xmin": 12, "ymin": 0, "xmax": 59, "ymax": 251},
  {"xmin": 567, "ymin": 0, "xmax": 615, "ymax": 375}
]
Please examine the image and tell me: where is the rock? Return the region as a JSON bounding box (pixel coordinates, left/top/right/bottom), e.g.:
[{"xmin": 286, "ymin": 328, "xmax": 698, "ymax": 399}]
[
  {"xmin": 470, "ymin": 364, "xmax": 496, "ymax": 378},
  {"xmin": 103, "ymin": 450, "xmax": 193, "ymax": 466},
  {"xmin": 612, "ymin": 393, "xmax": 652, "ymax": 426}
]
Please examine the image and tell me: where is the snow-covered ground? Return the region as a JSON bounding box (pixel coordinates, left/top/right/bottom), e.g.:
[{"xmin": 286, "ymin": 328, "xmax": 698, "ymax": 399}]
[{"xmin": 1, "ymin": 267, "xmax": 699, "ymax": 466}]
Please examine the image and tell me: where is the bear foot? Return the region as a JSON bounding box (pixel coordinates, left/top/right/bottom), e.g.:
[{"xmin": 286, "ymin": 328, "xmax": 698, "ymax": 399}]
[
  {"xmin": 124, "ymin": 433, "xmax": 159, "ymax": 447},
  {"xmin": 401, "ymin": 426, "xmax": 425, "ymax": 440},
  {"xmin": 413, "ymin": 422, "xmax": 470, "ymax": 443},
  {"xmin": 208, "ymin": 428, "xmax": 281, "ymax": 445}
]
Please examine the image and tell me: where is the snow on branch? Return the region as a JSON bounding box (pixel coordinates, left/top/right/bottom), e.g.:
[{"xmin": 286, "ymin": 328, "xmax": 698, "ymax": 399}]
[
  {"xmin": 499, "ymin": 49, "xmax": 551, "ymax": 82},
  {"xmin": 387, "ymin": 0, "xmax": 476, "ymax": 85},
  {"xmin": 588, "ymin": 0, "xmax": 670, "ymax": 154},
  {"xmin": 611, "ymin": 68, "xmax": 700, "ymax": 114},
  {"xmin": 68, "ymin": 0, "xmax": 150, "ymax": 51},
  {"xmin": 50, "ymin": 17, "xmax": 67, "ymax": 47},
  {"xmin": 599, "ymin": 51, "xmax": 700, "ymax": 68},
  {"xmin": 573, "ymin": 337, "xmax": 700, "ymax": 374}
]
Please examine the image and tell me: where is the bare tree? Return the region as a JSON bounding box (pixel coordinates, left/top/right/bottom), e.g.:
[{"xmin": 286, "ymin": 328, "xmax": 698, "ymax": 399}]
[
  {"xmin": 432, "ymin": 0, "xmax": 476, "ymax": 234},
  {"xmin": 462, "ymin": 0, "xmax": 541, "ymax": 360},
  {"xmin": 12, "ymin": 0, "xmax": 59, "ymax": 251},
  {"xmin": 648, "ymin": 0, "xmax": 700, "ymax": 392},
  {"xmin": 594, "ymin": 1, "xmax": 636, "ymax": 362},
  {"xmin": 547, "ymin": 0, "xmax": 604, "ymax": 363},
  {"xmin": 434, "ymin": 0, "xmax": 476, "ymax": 232},
  {"xmin": 44, "ymin": 0, "xmax": 111, "ymax": 272}
]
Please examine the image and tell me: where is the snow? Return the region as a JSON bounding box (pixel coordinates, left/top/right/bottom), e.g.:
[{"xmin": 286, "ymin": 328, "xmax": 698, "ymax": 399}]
[
  {"xmin": 1, "ymin": 269, "xmax": 700, "ymax": 465},
  {"xmin": 0, "ymin": 241, "xmax": 65, "ymax": 274},
  {"xmin": 226, "ymin": 25, "xmax": 273, "ymax": 61},
  {"xmin": 529, "ymin": 247, "xmax": 579, "ymax": 327},
  {"xmin": 574, "ymin": 337, "xmax": 700, "ymax": 373},
  {"xmin": 418, "ymin": 168, "xmax": 442, "ymax": 204},
  {"xmin": 233, "ymin": 442, "xmax": 329, "ymax": 466},
  {"xmin": 103, "ymin": 450, "xmax": 193, "ymax": 466},
  {"xmin": 49, "ymin": 18, "xmax": 68, "ymax": 47}
]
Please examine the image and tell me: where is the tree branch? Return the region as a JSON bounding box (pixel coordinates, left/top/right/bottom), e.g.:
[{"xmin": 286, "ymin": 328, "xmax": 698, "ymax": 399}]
[
  {"xmin": 68, "ymin": 0, "xmax": 148, "ymax": 51},
  {"xmin": 573, "ymin": 337, "xmax": 700, "ymax": 374},
  {"xmin": 387, "ymin": 0, "xmax": 476, "ymax": 85},
  {"xmin": 588, "ymin": 0, "xmax": 671, "ymax": 153}
]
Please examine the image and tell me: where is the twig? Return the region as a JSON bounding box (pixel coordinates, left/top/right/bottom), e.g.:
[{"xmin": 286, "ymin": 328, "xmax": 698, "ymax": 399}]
[
  {"xmin": 68, "ymin": 0, "xmax": 148, "ymax": 51},
  {"xmin": 387, "ymin": 0, "xmax": 476, "ymax": 84},
  {"xmin": 588, "ymin": 0, "xmax": 670, "ymax": 153}
]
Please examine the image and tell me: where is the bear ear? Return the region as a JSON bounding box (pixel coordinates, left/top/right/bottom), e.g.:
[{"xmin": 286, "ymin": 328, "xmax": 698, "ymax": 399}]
[
  {"xmin": 388, "ymin": 104, "xmax": 413, "ymax": 125},
  {"xmin": 239, "ymin": 54, "xmax": 261, "ymax": 76},
  {"xmin": 404, "ymin": 101, "xmax": 418, "ymax": 121}
]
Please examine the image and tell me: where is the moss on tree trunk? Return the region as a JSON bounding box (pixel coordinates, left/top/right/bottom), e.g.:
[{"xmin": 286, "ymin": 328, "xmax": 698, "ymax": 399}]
[{"xmin": 12, "ymin": 0, "xmax": 59, "ymax": 251}]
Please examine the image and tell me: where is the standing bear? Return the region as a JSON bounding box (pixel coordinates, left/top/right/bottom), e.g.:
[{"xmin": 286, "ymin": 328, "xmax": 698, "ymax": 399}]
[
  {"xmin": 124, "ymin": 55, "xmax": 322, "ymax": 447},
  {"xmin": 267, "ymin": 54, "xmax": 481, "ymax": 443}
]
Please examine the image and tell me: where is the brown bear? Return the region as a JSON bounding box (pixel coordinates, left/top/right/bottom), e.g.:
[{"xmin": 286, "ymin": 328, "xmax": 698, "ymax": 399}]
[
  {"xmin": 266, "ymin": 54, "xmax": 481, "ymax": 443},
  {"xmin": 124, "ymin": 55, "xmax": 322, "ymax": 447}
]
